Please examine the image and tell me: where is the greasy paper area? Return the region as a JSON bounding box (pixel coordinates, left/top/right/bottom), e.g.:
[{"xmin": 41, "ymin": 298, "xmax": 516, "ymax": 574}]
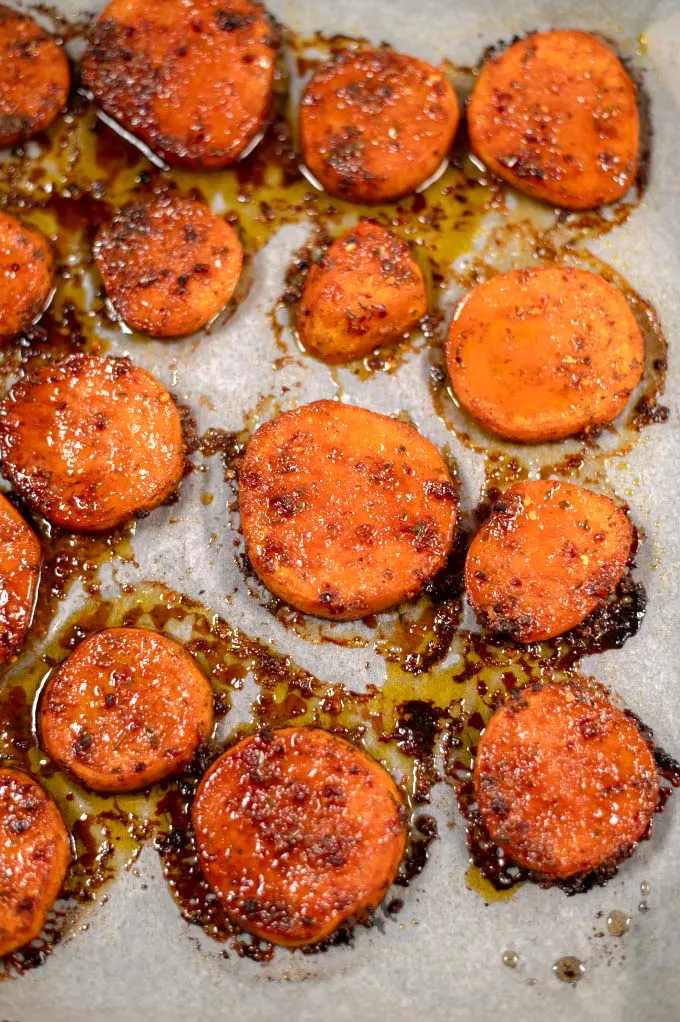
[{"xmin": 1, "ymin": 0, "xmax": 680, "ymax": 1020}]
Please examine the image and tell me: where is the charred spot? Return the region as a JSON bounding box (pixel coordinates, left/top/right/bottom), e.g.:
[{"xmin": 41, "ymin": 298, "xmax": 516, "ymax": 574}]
[
  {"xmin": 321, "ymin": 782, "xmax": 344, "ymax": 800},
  {"xmin": 214, "ymin": 9, "xmax": 255, "ymax": 31},
  {"xmin": 73, "ymin": 731, "xmax": 94, "ymax": 755},
  {"xmin": 111, "ymin": 360, "xmax": 131, "ymax": 379},
  {"xmin": 371, "ymin": 461, "xmax": 397, "ymax": 487},
  {"xmin": 490, "ymin": 796, "xmax": 511, "ymax": 819},
  {"xmin": 318, "ymin": 590, "xmax": 347, "ymax": 615},
  {"xmin": 406, "ymin": 517, "xmax": 441, "ymax": 553},
  {"xmin": 578, "ymin": 714, "xmax": 609, "ymax": 740},
  {"xmin": 269, "ymin": 488, "xmax": 306, "ymax": 518},
  {"xmin": 424, "ymin": 480, "xmax": 457, "ymax": 501},
  {"xmin": 497, "ymin": 153, "xmax": 546, "ymax": 180},
  {"xmin": 309, "ymin": 832, "xmax": 350, "ymax": 868},
  {"xmin": 6, "ymin": 816, "xmax": 31, "ymax": 835}
]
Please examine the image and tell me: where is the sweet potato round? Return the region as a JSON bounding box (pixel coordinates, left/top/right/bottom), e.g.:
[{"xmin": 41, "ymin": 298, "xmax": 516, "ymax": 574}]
[
  {"xmin": 300, "ymin": 48, "xmax": 459, "ymax": 203},
  {"xmin": 82, "ymin": 0, "xmax": 277, "ymax": 169},
  {"xmin": 238, "ymin": 399, "xmax": 458, "ymax": 619},
  {"xmin": 39, "ymin": 627, "xmax": 214, "ymax": 792},
  {"xmin": 445, "ymin": 266, "xmax": 644, "ymax": 442},
  {"xmin": 0, "ymin": 493, "xmax": 41, "ymax": 665},
  {"xmin": 0, "ymin": 768, "xmax": 70, "ymax": 956},
  {"xmin": 193, "ymin": 727, "xmax": 407, "ymax": 945},
  {"xmin": 95, "ymin": 195, "xmax": 243, "ymax": 337},
  {"xmin": 0, "ymin": 4, "xmax": 70, "ymax": 148},
  {"xmin": 0, "ymin": 353, "xmax": 185, "ymax": 532},
  {"xmin": 465, "ymin": 479, "xmax": 633, "ymax": 642},
  {"xmin": 0, "ymin": 211, "xmax": 54, "ymax": 342},
  {"xmin": 474, "ymin": 682, "xmax": 659, "ymax": 878},
  {"xmin": 467, "ymin": 30, "xmax": 639, "ymax": 209},
  {"xmin": 297, "ymin": 222, "xmax": 427, "ymax": 363}
]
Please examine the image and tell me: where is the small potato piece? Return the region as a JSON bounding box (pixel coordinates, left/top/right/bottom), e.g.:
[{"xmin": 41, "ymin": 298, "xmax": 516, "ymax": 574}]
[
  {"xmin": 297, "ymin": 222, "xmax": 427, "ymax": 364},
  {"xmin": 238, "ymin": 400, "xmax": 458, "ymax": 619},
  {"xmin": 0, "ymin": 768, "xmax": 70, "ymax": 956},
  {"xmin": 467, "ymin": 31, "xmax": 639, "ymax": 209},
  {"xmin": 95, "ymin": 195, "xmax": 243, "ymax": 338},
  {"xmin": 465, "ymin": 480, "xmax": 633, "ymax": 642},
  {"xmin": 0, "ymin": 353, "xmax": 185, "ymax": 532},
  {"xmin": 0, "ymin": 5, "xmax": 70, "ymax": 148},
  {"xmin": 38, "ymin": 628, "xmax": 214, "ymax": 792},
  {"xmin": 0, "ymin": 211, "xmax": 54, "ymax": 342},
  {"xmin": 474, "ymin": 682, "xmax": 659, "ymax": 878},
  {"xmin": 193, "ymin": 727, "xmax": 407, "ymax": 946},
  {"xmin": 445, "ymin": 266, "xmax": 644, "ymax": 442},
  {"xmin": 0, "ymin": 493, "xmax": 41, "ymax": 665},
  {"xmin": 82, "ymin": 0, "xmax": 277, "ymax": 169},
  {"xmin": 300, "ymin": 49, "xmax": 459, "ymax": 203}
]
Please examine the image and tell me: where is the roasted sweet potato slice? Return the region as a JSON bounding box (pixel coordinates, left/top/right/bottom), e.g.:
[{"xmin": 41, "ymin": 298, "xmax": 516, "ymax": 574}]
[
  {"xmin": 238, "ymin": 399, "xmax": 458, "ymax": 619},
  {"xmin": 474, "ymin": 682, "xmax": 659, "ymax": 878},
  {"xmin": 0, "ymin": 493, "xmax": 41, "ymax": 665},
  {"xmin": 297, "ymin": 221, "xmax": 427, "ymax": 363},
  {"xmin": 467, "ymin": 30, "xmax": 639, "ymax": 209},
  {"xmin": 445, "ymin": 266, "xmax": 644, "ymax": 442},
  {"xmin": 39, "ymin": 627, "xmax": 214, "ymax": 792},
  {"xmin": 193, "ymin": 727, "xmax": 407, "ymax": 945},
  {"xmin": 0, "ymin": 5, "xmax": 70, "ymax": 147},
  {"xmin": 300, "ymin": 48, "xmax": 459, "ymax": 203},
  {"xmin": 0, "ymin": 768, "xmax": 70, "ymax": 956},
  {"xmin": 82, "ymin": 0, "xmax": 277, "ymax": 169},
  {"xmin": 95, "ymin": 195, "xmax": 243, "ymax": 337},
  {"xmin": 465, "ymin": 479, "xmax": 633, "ymax": 641},
  {"xmin": 0, "ymin": 354, "xmax": 185, "ymax": 532},
  {"xmin": 0, "ymin": 211, "xmax": 54, "ymax": 342}
]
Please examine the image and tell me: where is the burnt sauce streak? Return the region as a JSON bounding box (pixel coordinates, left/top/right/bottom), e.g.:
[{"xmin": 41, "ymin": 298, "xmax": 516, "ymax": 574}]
[{"xmin": 0, "ymin": 8, "xmax": 672, "ymax": 977}]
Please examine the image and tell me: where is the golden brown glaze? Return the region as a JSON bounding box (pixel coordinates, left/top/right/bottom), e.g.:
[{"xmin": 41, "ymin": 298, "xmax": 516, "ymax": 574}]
[
  {"xmin": 0, "ymin": 211, "xmax": 54, "ymax": 342},
  {"xmin": 238, "ymin": 399, "xmax": 458, "ymax": 619},
  {"xmin": 95, "ymin": 195, "xmax": 243, "ymax": 337},
  {"xmin": 467, "ymin": 31, "xmax": 639, "ymax": 209},
  {"xmin": 82, "ymin": 0, "xmax": 278, "ymax": 168},
  {"xmin": 465, "ymin": 480, "xmax": 633, "ymax": 642},
  {"xmin": 193, "ymin": 727, "xmax": 407, "ymax": 946},
  {"xmin": 0, "ymin": 493, "xmax": 41, "ymax": 665},
  {"xmin": 0, "ymin": 354, "xmax": 185, "ymax": 532},
  {"xmin": 0, "ymin": 4, "xmax": 70, "ymax": 148},
  {"xmin": 297, "ymin": 221, "xmax": 427, "ymax": 363},
  {"xmin": 38, "ymin": 627, "xmax": 214, "ymax": 792},
  {"xmin": 445, "ymin": 266, "xmax": 644, "ymax": 442},
  {"xmin": 474, "ymin": 682, "xmax": 659, "ymax": 878},
  {"xmin": 0, "ymin": 768, "xmax": 70, "ymax": 956},
  {"xmin": 300, "ymin": 48, "xmax": 459, "ymax": 203}
]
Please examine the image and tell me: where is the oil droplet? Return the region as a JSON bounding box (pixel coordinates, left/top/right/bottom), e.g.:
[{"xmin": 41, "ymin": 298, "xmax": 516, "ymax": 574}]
[
  {"xmin": 640, "ymin": 879, "xmax": 650, "ymax": 897},
  {"xmin": 606, "ymin": 910, "xmax": 630, "ymax": 937},
  {"xmin": 639, "ymin": 900, "xmax": 649, "ymax": 912},
  {"xmin": 502, "ymin": 950, "xmax": 518, "ymax": 969},
  {"xmin": 553, "ymin": 956, "xmax": 586, "ymax": 984}
]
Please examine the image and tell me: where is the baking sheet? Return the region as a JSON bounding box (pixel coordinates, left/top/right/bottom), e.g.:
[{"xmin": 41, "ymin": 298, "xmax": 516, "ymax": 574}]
[{"xmin": 2, "ymin": 0, "xmax": 680, "ymax": 1019}]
